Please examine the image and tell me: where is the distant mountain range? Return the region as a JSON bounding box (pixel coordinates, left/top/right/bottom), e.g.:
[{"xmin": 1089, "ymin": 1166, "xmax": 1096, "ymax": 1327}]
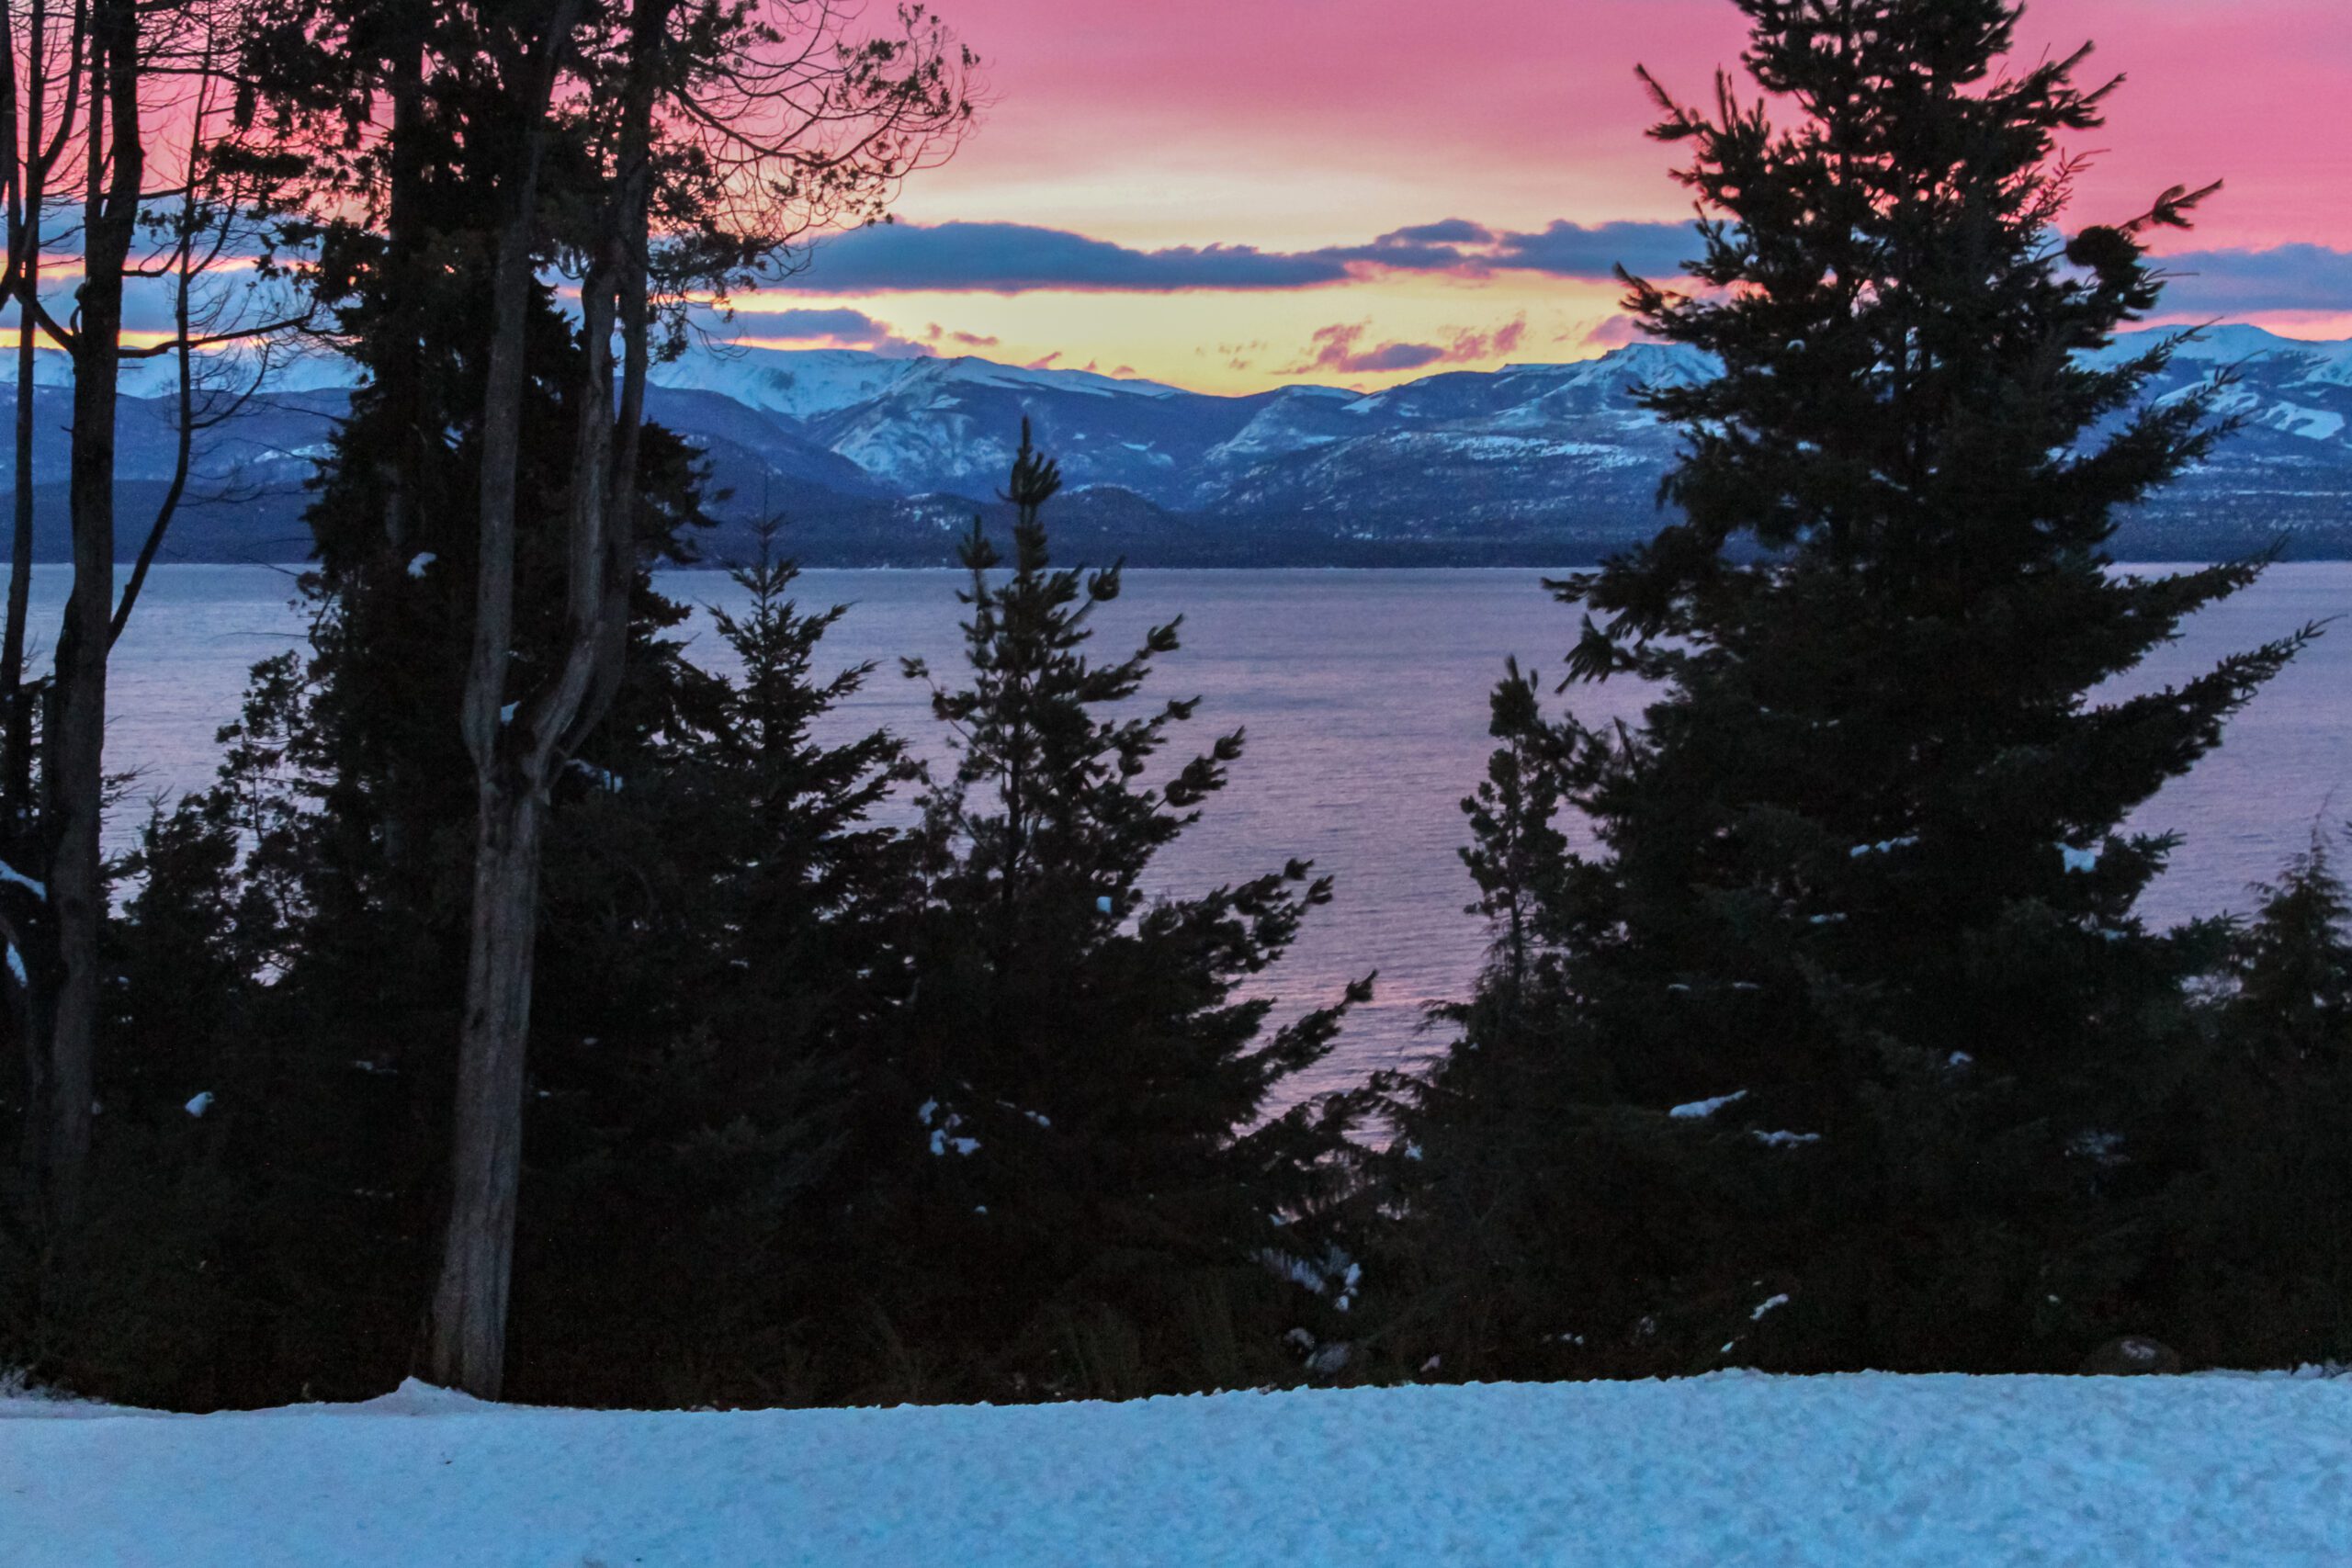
[{"xmin": 3, "ymin": 322, "xmax": 2347, "ymax": 567}]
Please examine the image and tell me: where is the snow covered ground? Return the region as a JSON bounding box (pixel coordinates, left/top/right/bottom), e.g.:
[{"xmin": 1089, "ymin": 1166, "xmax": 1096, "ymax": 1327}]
[{"xmin": 5, "ymin": 1371, "xmax": 2349, "ymax": 1566}]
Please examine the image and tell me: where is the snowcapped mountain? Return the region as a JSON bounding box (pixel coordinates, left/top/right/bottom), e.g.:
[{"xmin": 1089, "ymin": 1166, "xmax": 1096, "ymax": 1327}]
[
  {"xmin": 794, "ymin": 357, "xmax": 1312, "ymax": 504},
  {"xmin": 643, "ymin": 337, "xmax": 1728, "ymax": 539},
  {"xmin": 1, "ymin": 326, "xmax": 2346, "ymax": 565},
  {"xmin": 2100, "ymin": 325, "xmax": 2352, "ymax": 555},
  {"xmin": 1190, "ymin": 350, "xmax": 1718, "ymax": 534},
  {"xmin": 645, "ymin": 346, "xmax": 929, "ymax": 423},
  {"xmin": 645, "ymin": 345, "xmax": 1185, "ymax": 423},
  {"xmin": 627, "ymin": 323, "xmax": 2352, "ymax": 560},
  {"xmin": 2091, "ymin": 321, "xmax": 2352, "ymax": 383},
  {"xmin": 0, "ymin": 345, "xmax": 366, "ymax": 402}
]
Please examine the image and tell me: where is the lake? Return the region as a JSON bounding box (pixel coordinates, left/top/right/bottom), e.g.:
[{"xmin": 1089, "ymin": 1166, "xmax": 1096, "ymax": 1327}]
[{"xmin": 32, "ymin": 561, "xmax": 2352, "ymax": 1100}]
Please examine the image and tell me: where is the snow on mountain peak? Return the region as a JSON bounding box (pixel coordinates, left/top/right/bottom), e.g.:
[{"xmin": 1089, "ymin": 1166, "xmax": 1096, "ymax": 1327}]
[
  {"xmin": 1500, "ymin": 343, "xmax": 1722, "ymax": 386},
  {"xmin": 647, "ymin": 345, "xmax": 925, "ymax": 422},
  {"xmin": 646, "ymin": 344, "xmax": 1186, "ymax": 421},
  {"xmin": 898, "ymin": 355, "xmax": 1186, "ymax": 401}
]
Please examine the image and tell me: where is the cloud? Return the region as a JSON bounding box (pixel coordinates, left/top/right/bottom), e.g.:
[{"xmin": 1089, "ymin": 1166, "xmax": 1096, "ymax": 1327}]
[
  {"xmin": 1458, "ymin": 316, "xmax": 1529, "ymax": 358},
  {"xmin": 1301, "ymin": 329, "xmax": 1445, "ymax": 373},
  {"xmin": 793, "ymin": 220, "xmax": 1358, "ymax": 294},
  {"xmin": 2151, "ymin": 244, "xmax": 2352, "ymax": 316},
  {"xmin": 732, "ymin": 305, "xmax": 932, "ymax": 355},
  {"xmin": 1579, "ymin": 314, "xmax": 1653, "ymax": 348},
  {"xmin": 1283, "ymin": 314, "xmax": 1529, "ymax": 377},
  {"xmin": 1283, "ymin": 323, "xmax": 1384, "ymax": 375},
  {"xmin": 780, "ymin": 218, "xmax": 1694, "ymax": 296},
  {"xmin": 923, "ymin": 322, "xmax": 1001, "ymax": 349},
  {"xmin": 772, "ymin": 224, "xmax": 2350, "ymax": 316},
  {"xmin": 752, "ymin": 307, "xmax": 908, "ymax": 342},
  {"xmin": 1378, "ymin": 218, "xmax": 1496, "ymax": 246},
  {"xmin": 1488, "ymin": 220, "xmax": 1695, "ymax": 281},
  {"xmin": 2, "ymin": 266, "xmax": 300, "ymax": 342}
]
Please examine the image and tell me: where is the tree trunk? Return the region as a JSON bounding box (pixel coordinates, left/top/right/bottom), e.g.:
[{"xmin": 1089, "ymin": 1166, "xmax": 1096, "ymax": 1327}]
[
  {"xmin": 1, "ymin": 26, "xmax": 43, "ymax": 1148},
  {"xmin": 429, "ymin": 252, "xmax": 621, "ymax": 1399},
  {"xmin": 33, "ymin": 0, "xmax": 137, "ymax": 1230},
  {"xmin": 431, "ymin": 164, "xmax": 544, "ymax": 1402},
  {"xmin": 427, "ymin": 0, "xmax": 582, "ymax": 1398},
  {"xmin": 4, "ymin": 243, "xmax": 38, "ymax": 808},
  {"xmin": 0, "ymin": 0, "xmax": 42, "ymax": 831},
  {"xmin": 1, "ymin": 0, "xmax": 76, "ymax": 832},
  {"xmin": 426, "ymin": 776, "xmax": 542, "ymax": 1394},
  {"xmin": 379, "ymin": 5, "xmax": 424, "ymax": 563}
]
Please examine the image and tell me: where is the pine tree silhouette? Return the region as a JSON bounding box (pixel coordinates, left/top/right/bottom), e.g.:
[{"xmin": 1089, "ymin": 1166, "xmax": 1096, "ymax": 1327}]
[{"xmin": 1384, "ymin": 0, "xmax": 2314, "ymax": 1378}]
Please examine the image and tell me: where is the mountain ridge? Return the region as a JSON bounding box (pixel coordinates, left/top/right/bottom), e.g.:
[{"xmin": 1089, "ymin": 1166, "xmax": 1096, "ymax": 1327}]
[{"xmin": 1, "ymin": 326, "xmax": 2346, "ymax": 566}]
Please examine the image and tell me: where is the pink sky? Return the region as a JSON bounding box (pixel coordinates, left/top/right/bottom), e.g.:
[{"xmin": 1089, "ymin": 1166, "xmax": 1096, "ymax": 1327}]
[{"xmin": 735, "ymin": 0, "xmax": 2352, "ymax": 391}]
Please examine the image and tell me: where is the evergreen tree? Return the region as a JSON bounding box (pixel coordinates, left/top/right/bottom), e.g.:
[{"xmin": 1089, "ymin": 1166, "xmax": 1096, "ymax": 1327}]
[
  {"xmin": 863, "ymin": 424, "xmax": 1364, "ymax": 1397},
  {"xmin": 26, "ymin": 656, "xmax": 380, "ymax": 1407},
  {"xmin": 1454, "ymin": 660, "xmax": 1573, "ymax": 1023},
  {"xmin": 219, "ymin": 0, "xmax": 974, "ymax": 1401},
  {"xmin": 2155, "ymin": 833, "xmax": 2352, "ymax": 1368},
  {"xmin": 1385, "ymin": 0, "xmax": 2311, "ymax": 1377},
  {"xmin": 28, "ymin": 6, "xmax": 728, "ymax": 1402},
  {"xmin": 511, "ymin": 524, "xmax": 916, "ymax": 1404},
  {"xmin": 74, "ymin": 513, "xmax": 913, "ymax": 1407}
]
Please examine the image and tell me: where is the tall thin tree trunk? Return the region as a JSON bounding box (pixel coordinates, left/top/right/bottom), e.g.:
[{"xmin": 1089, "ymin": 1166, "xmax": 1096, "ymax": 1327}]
[
  {"xmin": 428, "ymin": 0, "xmax": 582, "ymax": 1398},
  {"xmin": 330, "ymin": 9, "xmax": 428, "ymax": 879},
  {"xmin": 0, "ymin": 3, "xmax": 44, "ymax": 1138},
  {"xmin": 107, "ymin": 203, "xmax": 195, "ymax": 646},
  {"xmin": 431, "ymin": 259, "xmax": 618, "ymax": 1399},
  {"xmin": 431, "ymin": 169, "xmax": 545, "ymax": 1404},
  {"xmin": 3, "ymin": 0, "xmax": 53, "ymax": 832},
  {"xmin": 4, "ymin": 261, "xmax": 37, "ymax": 811},
  {"xmin": 380, "ymin": 6, "xmax": 424, "ymax": 563},
  {"xmin": 427, "ymin": 779, "xmax": 542, "ymax": 1391},
  {"xmin": 36, "ymin": 0, "xmax": 137, "ymax": 1230}
]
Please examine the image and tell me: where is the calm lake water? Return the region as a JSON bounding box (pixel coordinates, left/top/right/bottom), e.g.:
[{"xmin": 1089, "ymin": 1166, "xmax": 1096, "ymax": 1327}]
[{"xmin": 30, "ymin": 562, "xmax": 2352, "ymax": 1099}]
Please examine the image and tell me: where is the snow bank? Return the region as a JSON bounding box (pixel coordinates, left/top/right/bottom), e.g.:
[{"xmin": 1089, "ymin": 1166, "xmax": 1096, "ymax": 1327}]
[{"xmin": 5, "ymin": 1372, "xmax": 2349, "ymax": 1565}]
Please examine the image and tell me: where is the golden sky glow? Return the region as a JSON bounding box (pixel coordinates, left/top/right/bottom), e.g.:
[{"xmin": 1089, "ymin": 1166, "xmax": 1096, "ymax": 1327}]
[{"xmin": 716, "ymin": 0, "xmax": 2352, "ymax": 394}]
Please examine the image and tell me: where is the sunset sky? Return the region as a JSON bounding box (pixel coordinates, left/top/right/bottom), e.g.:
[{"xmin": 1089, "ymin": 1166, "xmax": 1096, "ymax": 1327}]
[{"xmin": 725, "ymin": 0, "xmax": 2352, "ymax": 394}]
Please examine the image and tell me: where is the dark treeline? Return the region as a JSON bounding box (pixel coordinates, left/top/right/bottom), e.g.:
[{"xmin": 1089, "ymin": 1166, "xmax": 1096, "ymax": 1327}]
[{"xmin": 3, "ymin": 0, "xmax": 2348, "ymax": 1410}]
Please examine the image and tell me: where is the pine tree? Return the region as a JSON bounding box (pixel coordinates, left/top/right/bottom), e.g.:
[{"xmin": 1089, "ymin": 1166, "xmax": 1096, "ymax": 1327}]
[
  {"xmin": 43, "ymin": 25, "xmax": 726, "ymax": 1403},
  {"xmin": 2155, "ymin": 834, "xmax": 2352, "ymax": 1368},
  {"xmin": 510, "ymin": 522, "xmax": 916, "ymax": 1404},
  {"xmin": 1455, "ymin": 660, "xmax": 1573, "ymax": 1024},
  {"xmin": 1388, "ymin": 0, "xmax": 2311, "ymax": 1377},
  {"xmin": 81, "ymin": 521, "xmax": 911, "ymax": 1407},
  {"xmin": 863, "ymin": 423, "xmax": 1364, "ymax": 1397},
  {"xmin": 229, "ymin": 0, "xmax": 973, "ymax": 1400},
  {"xmin": 24, "ymin": 654, "xmax": 381, "ymax": 1408}
]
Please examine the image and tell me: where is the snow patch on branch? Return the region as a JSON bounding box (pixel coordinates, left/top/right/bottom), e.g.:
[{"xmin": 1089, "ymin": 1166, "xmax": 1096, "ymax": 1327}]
[
  {"xmin": 1849, "ymin": 836, "xmax": 1918, "ymax": 858},
  {"xmin": 1670, "ymin": 1090, "xmax": 1747, "ymax": 1121},
  {"xmin": 917, "ymin": 1098, "xmax": 979, "ymax": 1157},
  {"xmin": 567, "ymin": 760, "xmax": 624, "ymax": 793}
]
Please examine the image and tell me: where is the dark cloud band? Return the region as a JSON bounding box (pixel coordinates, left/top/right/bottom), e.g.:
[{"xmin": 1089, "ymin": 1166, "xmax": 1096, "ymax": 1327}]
[
  {"xmin": 778, "ymin": 218, "xmax": 1694, "ymax": 296},
  {"xmin": 785, "ymin": 221, "xmax": 1356, "ymax": 293},
  {"xmin": 767, "ymin": 220, "xmax": 2352, "ymax": 322},
  {"xmin": 2153, "ymin": 244, "xmax": 2352, "ymax": 316},
  {"xmin": 1486, "ymin": 220, "xmax": 1697, "ymax": 281}
]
